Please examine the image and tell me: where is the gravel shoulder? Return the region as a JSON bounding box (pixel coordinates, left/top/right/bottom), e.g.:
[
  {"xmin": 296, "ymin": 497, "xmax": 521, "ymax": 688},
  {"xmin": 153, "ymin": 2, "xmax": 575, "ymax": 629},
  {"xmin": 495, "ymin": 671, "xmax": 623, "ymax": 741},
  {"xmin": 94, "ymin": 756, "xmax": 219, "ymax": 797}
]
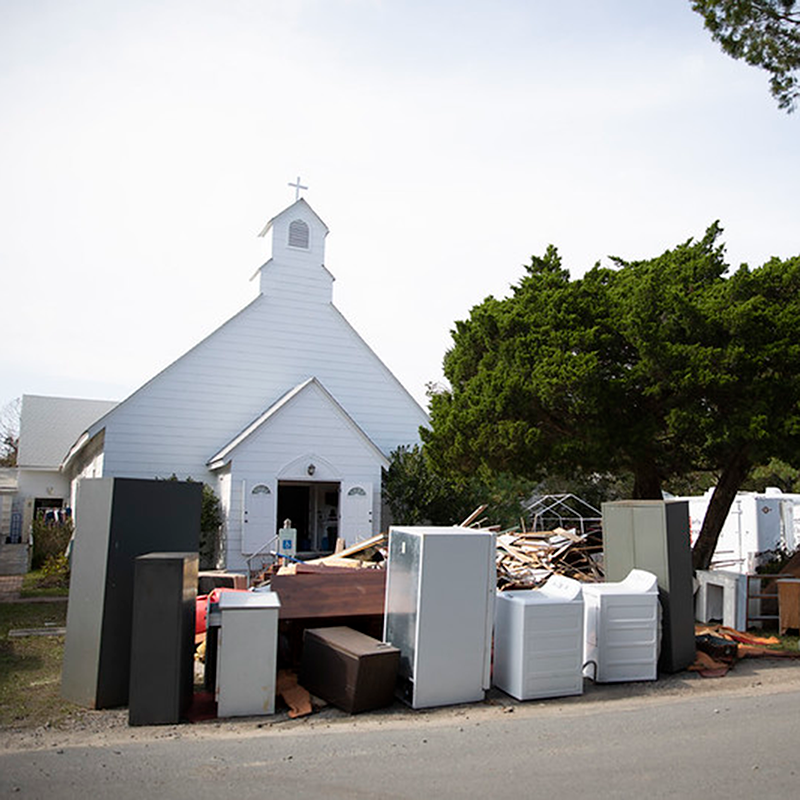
[{"xmin": 3, "ymin": 656, "xmax": 800, "ymax": 754}]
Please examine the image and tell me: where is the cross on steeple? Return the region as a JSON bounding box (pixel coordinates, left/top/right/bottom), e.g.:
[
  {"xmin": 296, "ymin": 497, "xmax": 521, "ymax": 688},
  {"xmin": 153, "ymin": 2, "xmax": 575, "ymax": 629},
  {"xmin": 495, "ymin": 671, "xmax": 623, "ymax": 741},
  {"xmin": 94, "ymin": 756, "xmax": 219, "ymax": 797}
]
[{"xmin": 288, "ymin": 176, "xmax": 308, "ymax": 201}]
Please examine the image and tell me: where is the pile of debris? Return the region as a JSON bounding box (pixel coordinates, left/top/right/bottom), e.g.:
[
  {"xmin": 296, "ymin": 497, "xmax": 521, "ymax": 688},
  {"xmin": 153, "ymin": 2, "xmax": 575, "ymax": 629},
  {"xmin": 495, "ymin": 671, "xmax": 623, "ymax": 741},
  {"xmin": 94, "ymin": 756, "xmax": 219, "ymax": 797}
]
[
  {"xmin": 459, "ymin": 494, "xmax": 605, "ymax": 590},
  {"xmin": 252, "ymin": 496, "xmax": 605, "ymax": 598},
  {"xmin": 495, "ymin": 525, "xmax": 604, "ymax": 590},
  {"xmin": 690, "ymin": 623, "xmax": 800, "ymax": 677}
]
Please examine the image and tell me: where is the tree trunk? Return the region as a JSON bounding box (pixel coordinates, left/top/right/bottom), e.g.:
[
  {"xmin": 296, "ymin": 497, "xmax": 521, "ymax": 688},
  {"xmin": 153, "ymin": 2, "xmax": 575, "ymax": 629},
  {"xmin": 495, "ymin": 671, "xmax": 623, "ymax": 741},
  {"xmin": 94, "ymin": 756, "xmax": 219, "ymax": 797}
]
[
  {"xmin": 692, "ymin": 447, "xmax": 752, "ymax": 571},
  {"xmin": 632, "ymin": 461, "xmax": 662, "ymax": 499}
]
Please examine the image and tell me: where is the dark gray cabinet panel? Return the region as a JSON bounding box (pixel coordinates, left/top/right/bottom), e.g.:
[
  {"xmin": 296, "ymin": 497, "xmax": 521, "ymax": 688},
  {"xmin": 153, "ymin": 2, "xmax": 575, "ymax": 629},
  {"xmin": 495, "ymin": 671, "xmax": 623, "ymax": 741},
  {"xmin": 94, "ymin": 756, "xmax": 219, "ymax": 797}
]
[
  {"xmin": 62, "ymin": 478, "xmax": 201, "ymax": 708},
  {"xmin": 129, "ymin": 553, "xmax": 198, "ymax": 726}
]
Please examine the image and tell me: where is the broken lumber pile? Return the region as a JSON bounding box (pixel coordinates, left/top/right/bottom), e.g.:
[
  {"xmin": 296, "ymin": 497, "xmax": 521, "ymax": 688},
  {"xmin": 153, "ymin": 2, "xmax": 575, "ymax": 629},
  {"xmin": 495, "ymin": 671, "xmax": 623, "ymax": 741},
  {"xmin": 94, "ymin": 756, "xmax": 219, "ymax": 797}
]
[{"xmin": 495, "ymin": 526, "xmax": 604, "ymax": 590}]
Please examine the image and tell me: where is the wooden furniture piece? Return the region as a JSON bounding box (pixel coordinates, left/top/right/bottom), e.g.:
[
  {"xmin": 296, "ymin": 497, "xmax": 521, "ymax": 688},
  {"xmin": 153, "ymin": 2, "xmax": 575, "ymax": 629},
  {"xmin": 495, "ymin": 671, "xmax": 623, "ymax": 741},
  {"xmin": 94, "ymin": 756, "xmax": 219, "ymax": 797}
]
[
  {"xmin": 300, "ymin": 626, "xmax": 399, "ymax": 713},
  {"xmin": 778, "ymin": 578, "xmax": 800, "ymax": 634},
  {"xmin": 270, "ymin": 568, "xmax": 386, "ymax": 619}
]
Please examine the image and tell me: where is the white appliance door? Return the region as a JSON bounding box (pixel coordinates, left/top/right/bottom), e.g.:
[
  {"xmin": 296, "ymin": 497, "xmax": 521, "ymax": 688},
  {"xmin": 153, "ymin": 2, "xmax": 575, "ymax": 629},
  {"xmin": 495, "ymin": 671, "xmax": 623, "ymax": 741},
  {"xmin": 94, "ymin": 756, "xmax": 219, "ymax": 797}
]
[{"xmin": 413, "ymin": 531, "xmax": 494, "ymax": 708}]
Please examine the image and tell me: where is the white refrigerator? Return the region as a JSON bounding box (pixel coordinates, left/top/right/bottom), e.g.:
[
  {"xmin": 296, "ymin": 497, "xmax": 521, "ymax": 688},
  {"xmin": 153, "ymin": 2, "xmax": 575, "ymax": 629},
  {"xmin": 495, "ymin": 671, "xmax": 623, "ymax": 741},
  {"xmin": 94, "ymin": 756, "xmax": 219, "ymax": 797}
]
[{"xmin": 383, "ymin": 526, "xmax": 496, "ymax": 709}]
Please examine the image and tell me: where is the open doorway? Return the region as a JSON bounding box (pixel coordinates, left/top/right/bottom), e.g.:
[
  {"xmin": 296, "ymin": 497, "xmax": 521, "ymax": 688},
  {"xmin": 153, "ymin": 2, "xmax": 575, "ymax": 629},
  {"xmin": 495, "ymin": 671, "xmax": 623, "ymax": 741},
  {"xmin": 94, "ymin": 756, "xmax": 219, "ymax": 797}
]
[
  {"xmin": 33, "ymin": 497, "xmax": 65, "ymax": 523},
  {"xmin": 277, "ymin": 481, "xmax": 339, "ymax": 554}
]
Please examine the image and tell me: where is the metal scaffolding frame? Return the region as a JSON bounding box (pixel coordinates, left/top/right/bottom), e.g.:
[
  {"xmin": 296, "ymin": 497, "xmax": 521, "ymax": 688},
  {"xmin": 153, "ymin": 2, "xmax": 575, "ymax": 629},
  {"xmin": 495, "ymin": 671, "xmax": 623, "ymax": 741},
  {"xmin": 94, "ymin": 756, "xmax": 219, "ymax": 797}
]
[{"xmin": 524, "ymin": 493, "xmax": 602, "ymax": 535}]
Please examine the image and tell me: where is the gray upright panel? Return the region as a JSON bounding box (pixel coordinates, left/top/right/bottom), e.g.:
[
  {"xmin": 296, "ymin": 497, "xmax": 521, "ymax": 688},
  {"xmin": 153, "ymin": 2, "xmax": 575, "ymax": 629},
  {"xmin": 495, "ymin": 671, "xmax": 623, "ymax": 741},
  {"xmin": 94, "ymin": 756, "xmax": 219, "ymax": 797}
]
[
  {"xmin": 601, "ymin": 500, "xmax": 696, "ymax": 673},
  {"xmin": 62, "ymin": 478, "xmax": 201, "ymax": 708},
  {"xmin": 129, "ymin": 552, "xmax": 198, "ymax": 726}
]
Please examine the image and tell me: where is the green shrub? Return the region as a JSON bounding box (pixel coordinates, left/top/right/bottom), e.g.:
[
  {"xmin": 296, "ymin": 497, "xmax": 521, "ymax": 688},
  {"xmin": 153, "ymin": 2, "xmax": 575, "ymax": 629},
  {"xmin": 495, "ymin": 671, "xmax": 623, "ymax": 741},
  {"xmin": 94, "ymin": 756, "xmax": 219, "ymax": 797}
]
[
  {"xmin": 31, "ymin": 518, "xmax": 73, "ymax": 571},
  {"xmin": 199, "ymin": 483, "xmax": 223, "ymax": 570},
  {"xmin": 38, "ymin": 553, "xmax": 70, "ymax": 588}
]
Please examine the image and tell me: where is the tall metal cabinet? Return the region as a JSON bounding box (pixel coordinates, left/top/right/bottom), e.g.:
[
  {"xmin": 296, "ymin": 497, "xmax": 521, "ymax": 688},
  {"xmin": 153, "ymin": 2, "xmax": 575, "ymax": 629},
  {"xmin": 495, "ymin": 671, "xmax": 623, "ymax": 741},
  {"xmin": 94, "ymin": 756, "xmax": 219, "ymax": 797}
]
[
  {"xmin": 128, "ymin": 552, "xmax": 198, "ymax": 726},
  {"xmin": 383, "ymin": 526, "xmax": 496, "ymax": 709},
  {"xmin": 61, "ymin": 478, "xmax": 201, "ymax": 708},
  {"xmin": 601, "ymin": 500, "xmax": 696, "ymax": 673}
]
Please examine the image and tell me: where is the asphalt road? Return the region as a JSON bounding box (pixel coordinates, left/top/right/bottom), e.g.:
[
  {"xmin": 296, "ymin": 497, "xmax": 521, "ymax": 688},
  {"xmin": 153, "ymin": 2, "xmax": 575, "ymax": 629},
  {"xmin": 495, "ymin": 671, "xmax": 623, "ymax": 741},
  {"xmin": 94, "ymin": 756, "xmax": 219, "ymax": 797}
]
[{"xmin": 3, "ymin": 662, "xmax": 800, "ymax": 799}]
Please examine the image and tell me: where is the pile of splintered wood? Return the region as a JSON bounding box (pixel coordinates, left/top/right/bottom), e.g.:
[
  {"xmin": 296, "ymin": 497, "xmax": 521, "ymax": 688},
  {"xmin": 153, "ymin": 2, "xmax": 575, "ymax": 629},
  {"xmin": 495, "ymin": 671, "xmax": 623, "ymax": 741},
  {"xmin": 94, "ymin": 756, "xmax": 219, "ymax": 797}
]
[
  {"xmin": 495, "ymin": 524, "xmax": 604, "ymax": 590},
  {"xmin": 461, "ymin": 504, "xmax": 605, "ymax": 589}
]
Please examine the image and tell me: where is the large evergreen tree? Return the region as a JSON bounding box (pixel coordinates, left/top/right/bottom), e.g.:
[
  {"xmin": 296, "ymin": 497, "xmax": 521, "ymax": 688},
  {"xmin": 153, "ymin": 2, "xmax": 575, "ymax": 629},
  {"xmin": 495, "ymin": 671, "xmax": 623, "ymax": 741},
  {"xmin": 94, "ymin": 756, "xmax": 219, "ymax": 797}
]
[
  {"xmin": 424, "ymin": 226, "xmax": 800, "ymax": 569},
  {"xmin": 692, "ymin": 0, "xmax": 800, "ymax": 111}
]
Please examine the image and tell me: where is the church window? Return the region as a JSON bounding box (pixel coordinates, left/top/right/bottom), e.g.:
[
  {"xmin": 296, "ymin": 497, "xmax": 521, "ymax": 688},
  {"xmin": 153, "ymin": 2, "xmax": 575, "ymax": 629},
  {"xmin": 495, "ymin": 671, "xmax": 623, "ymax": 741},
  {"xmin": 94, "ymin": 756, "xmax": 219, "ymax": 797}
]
[{"xmin": 288, "ymin": 219, "xmax": 309, "ymax": 249}]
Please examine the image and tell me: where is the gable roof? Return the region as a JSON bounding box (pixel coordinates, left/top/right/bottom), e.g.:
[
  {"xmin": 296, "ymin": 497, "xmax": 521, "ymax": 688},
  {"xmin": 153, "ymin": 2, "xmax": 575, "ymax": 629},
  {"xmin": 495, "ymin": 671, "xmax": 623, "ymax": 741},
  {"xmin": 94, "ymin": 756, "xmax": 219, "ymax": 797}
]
[
  {"xmin": 257, "ymin": 198, "xmax": 329, "ymax": 238},
  {"xmin": 18, "ymin": 395, "xmax": 118, "ymax": 469},
  {"xmin": 207, "ymin": 377, "xmax": 389, "ymax": 470},
  {"xmin": 68, "ymin": 291, "xmax": 426, "ymax": 463}
]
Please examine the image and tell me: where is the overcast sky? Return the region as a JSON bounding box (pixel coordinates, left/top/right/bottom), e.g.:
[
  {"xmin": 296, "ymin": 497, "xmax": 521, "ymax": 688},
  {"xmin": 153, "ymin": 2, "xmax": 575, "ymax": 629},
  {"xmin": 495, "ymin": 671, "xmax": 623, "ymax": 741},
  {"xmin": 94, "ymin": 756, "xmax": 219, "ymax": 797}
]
[{"xmin": 2, "ymin": 0, "xmax": 798, "ymax": 414}]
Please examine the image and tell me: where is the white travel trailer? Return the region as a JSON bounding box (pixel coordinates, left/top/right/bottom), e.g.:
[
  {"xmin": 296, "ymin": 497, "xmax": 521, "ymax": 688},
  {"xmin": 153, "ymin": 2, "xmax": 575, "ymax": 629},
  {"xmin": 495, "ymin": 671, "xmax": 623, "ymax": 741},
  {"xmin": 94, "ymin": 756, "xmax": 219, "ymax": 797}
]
[{"xmin": 680, "ymin": 488, "xmax": 797, "ymax": 574}]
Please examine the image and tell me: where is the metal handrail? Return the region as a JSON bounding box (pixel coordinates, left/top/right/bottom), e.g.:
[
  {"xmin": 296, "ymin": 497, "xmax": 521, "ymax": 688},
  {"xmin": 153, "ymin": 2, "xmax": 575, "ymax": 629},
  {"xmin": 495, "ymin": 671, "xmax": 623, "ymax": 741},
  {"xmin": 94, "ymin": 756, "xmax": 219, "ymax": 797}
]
[{"xmin": 245, "ymin": 534, "xmax": 280, "ymax": 586}]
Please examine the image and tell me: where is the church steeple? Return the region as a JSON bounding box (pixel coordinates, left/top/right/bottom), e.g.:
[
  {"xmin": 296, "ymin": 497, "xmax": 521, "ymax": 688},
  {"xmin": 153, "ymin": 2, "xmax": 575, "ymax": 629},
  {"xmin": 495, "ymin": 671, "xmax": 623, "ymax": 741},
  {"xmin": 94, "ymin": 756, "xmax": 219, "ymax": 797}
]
[{"xmin": 254, "ymin": 198, "xmax": 333, "ymax": 303}]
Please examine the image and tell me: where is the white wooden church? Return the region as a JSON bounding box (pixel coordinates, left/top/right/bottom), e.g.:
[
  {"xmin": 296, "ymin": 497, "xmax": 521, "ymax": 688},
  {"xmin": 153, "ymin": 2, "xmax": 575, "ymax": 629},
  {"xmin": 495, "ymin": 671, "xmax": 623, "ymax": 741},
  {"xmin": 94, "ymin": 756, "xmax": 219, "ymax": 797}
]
[{"xmin": 62, "ymin": 197, "xmax": 428, "ymax": 570}]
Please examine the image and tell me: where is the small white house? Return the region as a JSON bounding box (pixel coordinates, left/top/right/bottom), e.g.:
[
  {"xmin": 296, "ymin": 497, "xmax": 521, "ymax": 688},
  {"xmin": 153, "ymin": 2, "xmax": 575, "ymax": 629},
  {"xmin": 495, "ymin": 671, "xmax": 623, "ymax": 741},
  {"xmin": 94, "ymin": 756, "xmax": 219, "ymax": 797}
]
[
  {"xmin": 62, "ymin": 198, "xmax": 429, "ymax": 570},
  {"xmin": 1, "ymin": 395, "xmax": 117, "ymax": 543}
]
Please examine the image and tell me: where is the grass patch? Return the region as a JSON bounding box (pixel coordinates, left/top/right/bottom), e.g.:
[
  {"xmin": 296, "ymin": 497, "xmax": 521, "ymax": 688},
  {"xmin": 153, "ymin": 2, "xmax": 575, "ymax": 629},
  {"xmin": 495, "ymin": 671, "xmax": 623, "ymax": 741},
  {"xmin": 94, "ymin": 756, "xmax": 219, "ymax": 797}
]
[
  {"xmin": 20, "ymin": 569, "xmax": 69, "ymax": 598},
  {"xmin": 775, "ymin": 633, "xmax": 800, "ymax": 651},
  {"xmin": 0, "ymin": 601, "xmax": 78, "ymax": 729}
]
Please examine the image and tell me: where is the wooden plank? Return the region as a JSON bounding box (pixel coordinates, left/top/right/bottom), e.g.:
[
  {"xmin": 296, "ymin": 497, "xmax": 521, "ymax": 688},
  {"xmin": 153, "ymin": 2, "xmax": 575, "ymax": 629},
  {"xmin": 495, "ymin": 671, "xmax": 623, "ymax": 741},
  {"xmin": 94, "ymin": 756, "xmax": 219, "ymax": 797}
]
[
  {"xmin": 277, "ymin": 561, "xmax": 371, "ymax": 576},
  {"xmin": 497, "ymin": 540, "xmax": 542, "ymax": 566},
  {"xmin": 461, "ymin": 505, "xmax": 488, "ymax": 527},
  {"xmin": 553, "ymin": 526, "xmax": 583, "ymax": 543},
  {"xmin": 309, "ymin": 533, "xmax": 387, "ymax": 563}
]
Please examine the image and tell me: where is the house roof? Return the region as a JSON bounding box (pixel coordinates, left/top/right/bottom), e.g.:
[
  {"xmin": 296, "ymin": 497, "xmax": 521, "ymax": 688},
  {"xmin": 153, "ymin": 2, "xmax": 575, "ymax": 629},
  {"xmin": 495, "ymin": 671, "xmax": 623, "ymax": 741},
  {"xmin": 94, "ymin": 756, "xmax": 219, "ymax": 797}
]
[
  {"xmin": 18, "ymin": 395, "xmax": 118, "ymax": 469},
  {"xmin": 206, "ymin": 377, "xmax": 389, "ymax": 470}
]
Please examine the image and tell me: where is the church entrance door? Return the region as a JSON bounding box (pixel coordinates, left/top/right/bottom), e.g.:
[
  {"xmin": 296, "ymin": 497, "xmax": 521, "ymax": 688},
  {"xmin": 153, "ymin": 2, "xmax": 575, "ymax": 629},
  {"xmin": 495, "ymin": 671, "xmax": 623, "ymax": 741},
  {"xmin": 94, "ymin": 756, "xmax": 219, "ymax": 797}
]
[{"xmin": 277, "ymin": 481, "xmax": 340, "ymax": 554}]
